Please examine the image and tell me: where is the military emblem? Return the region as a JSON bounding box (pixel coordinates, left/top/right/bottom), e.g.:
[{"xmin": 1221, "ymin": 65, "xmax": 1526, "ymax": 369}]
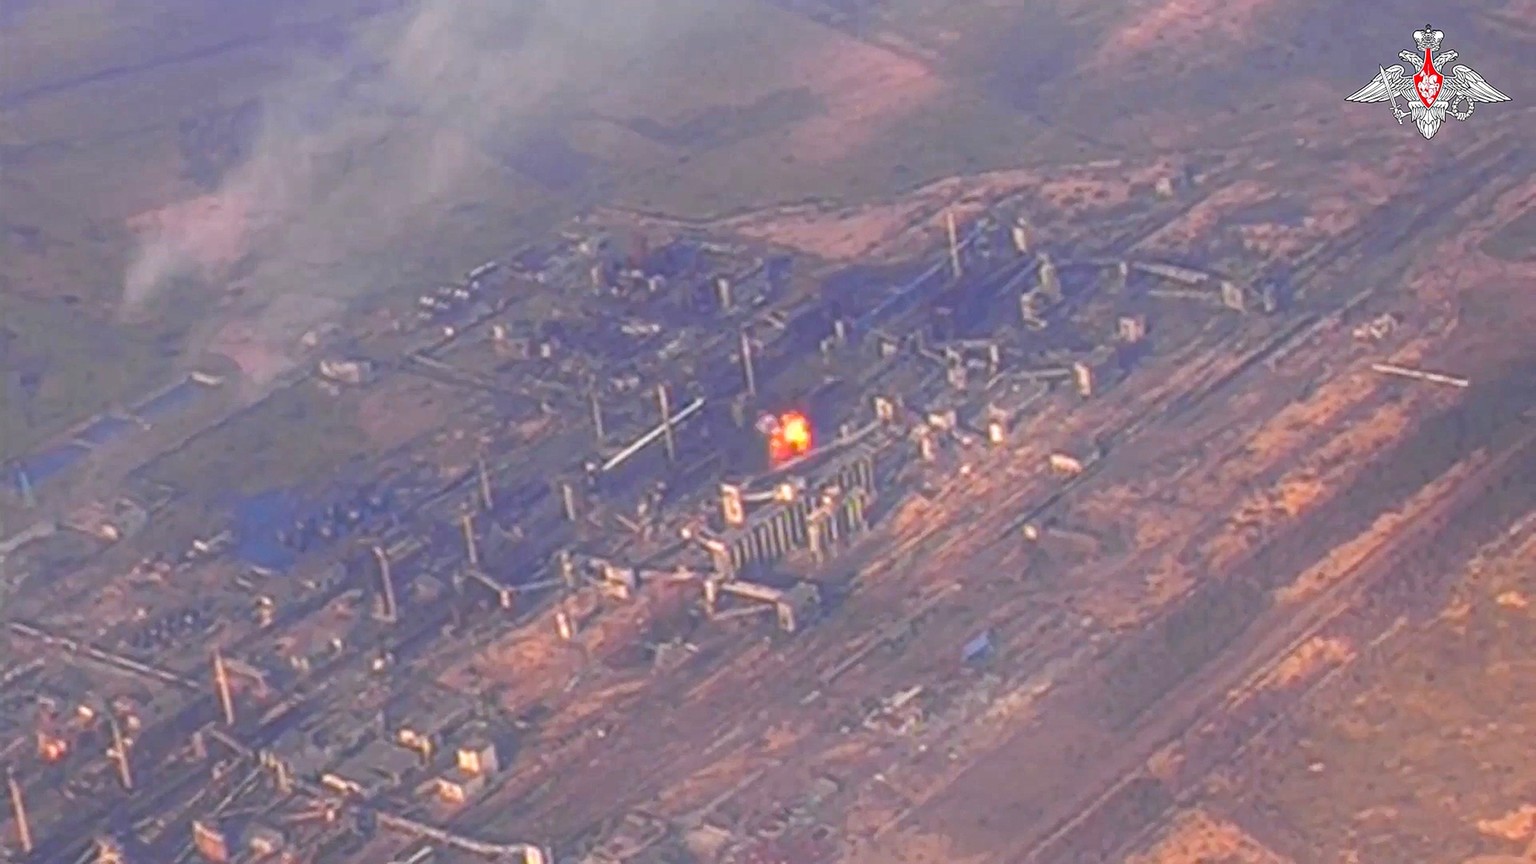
[{"xmin": 1346, "ymin": 26, "xmax": 1510, "ymax": 139}]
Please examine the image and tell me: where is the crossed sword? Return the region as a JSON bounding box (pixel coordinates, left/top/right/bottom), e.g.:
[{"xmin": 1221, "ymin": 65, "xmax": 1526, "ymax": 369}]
[{"xmin": 1379, "ymin": 65, "xmax": 1411, "ymax": 124}]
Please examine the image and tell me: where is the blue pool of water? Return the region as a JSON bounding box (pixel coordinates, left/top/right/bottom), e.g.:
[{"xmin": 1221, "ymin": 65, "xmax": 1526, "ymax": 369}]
[
  {"xmin": 133, "ymin": 378, "xmax": 210, "ymax": 423},
  {"xmin": 75, "ymin": 414, "xmax": 139, "ymax": 447},
  {"xmin": 8, "ymin": 443, "xmax": 91, "ymax": 492}
]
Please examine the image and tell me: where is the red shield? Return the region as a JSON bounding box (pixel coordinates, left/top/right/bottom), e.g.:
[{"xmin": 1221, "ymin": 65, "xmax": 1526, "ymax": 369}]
[{"xmin": 1414, "ymin": 51, "xmax": 1442, "ymax": 107}]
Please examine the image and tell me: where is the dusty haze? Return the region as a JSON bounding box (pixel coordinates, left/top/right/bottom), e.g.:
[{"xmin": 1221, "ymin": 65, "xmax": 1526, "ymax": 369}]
[{"xmin": 121, "ymin": 0, "xmax": 719, "ymax": 382}]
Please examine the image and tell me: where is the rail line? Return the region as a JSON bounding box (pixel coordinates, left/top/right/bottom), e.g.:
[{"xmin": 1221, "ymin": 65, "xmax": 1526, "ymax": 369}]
[{"xmin": 1016, "ymin": 416, "xmax": 1536, "ymax": 864}]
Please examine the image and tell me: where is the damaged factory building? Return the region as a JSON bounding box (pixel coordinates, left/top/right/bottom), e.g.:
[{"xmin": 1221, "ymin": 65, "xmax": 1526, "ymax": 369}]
[{"xmin": 434, "ymin": 721, "xmax": 502, "ymax": 805}]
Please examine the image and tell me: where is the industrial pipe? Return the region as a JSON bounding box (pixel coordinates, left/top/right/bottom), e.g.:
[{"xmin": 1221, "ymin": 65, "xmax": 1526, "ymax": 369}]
[{"xmin": 600, "ymin": 397, "xmax": 706, "ymax": 472}]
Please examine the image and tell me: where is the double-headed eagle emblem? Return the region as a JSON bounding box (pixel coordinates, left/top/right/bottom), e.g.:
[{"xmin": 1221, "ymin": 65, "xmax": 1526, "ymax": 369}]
[{"xmin": 1346, "ymin": 26, "xmax": 1510, "ymax": 139}]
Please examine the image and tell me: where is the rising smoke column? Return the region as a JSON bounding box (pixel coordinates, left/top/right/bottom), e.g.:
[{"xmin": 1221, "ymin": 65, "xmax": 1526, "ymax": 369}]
[{"xmin": 121, "ymin": 0, "xmax": 719, "ymax": 383}]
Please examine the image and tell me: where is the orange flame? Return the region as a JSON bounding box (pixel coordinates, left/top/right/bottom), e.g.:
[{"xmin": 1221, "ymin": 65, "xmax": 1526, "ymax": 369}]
[
  {"xmin": 768, "ymin": 412, "xmax": 813, "ymax": 465},
  {"xmin": 38, "ymin": 734, "xmax": 68, "ymax": 762},
  {"xmin": 782, "ymin": 413, "xmax": 811, "ymax": 451}
]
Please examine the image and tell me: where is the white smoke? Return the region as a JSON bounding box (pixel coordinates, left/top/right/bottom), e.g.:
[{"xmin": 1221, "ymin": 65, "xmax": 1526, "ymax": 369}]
[{"xmin": 122, "ymin": 0, "xmax": 721, "ymax": 379}]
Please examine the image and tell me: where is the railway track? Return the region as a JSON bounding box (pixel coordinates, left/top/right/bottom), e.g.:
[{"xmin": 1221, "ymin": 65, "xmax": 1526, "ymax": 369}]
[{"xmin": 1013, "ymin": 401, "xmax": 1536, "ymax": 863}]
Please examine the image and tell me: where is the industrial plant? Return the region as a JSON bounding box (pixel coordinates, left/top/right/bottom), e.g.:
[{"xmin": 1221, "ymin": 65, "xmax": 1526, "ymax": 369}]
[
  {"xmin": 0, "ymin": 162, "xmax": 1498, "ymax": 864},
  {"xmin": 9, "ymin": 0, "xmax": 1536, "ymax": 858}
]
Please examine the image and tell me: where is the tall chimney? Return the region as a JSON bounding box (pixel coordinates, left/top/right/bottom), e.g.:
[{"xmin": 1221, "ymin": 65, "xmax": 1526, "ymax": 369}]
[
  {"xmin": 461, "ymin": 513, "xmax": 479, "ymax": 568},
  {"xmin": 1072, "ymin": 361, "xmax": 1094, "ymax": 398},
  {"xmin": 18, "ymin": 470, "xmax": 35, "ymax": 509},
  {"xmin": 1011, "ymin": 220, "xmax": 1030, "ymax": 254},
  {"xmin": 1109, "ymin": 260, "xmax": 1129, "ymax": 294},
  {"xmin": 656, "ymin": 384, "xmax": 676, "ymax": 463},
  {"xmin": 1037, "ymin": 252, "xmax": 1061, "ymax": 302},
  {"xmin": 590, "ymin": 391, "xmax": 606, "ymax": 443},
  {"xmin": 946, "ymin": 210, "xmax": 962, "ymax": 280},
  {"xmin": 739, "ymin": 331, "xmax": 756, "ymax": 397},
  {"xmin": 107, "ymin": 712, "xmax": 134, "ymax": 790},
  {"xmin": 7, "ymin": 770, "xmax": 32, "ymax": 854},
  {"xmin": 477, "ymin": 456, "xmax": 494, "ymax": 511},
  {"xmin": 372, "ymin": 544, "xmax": 397, "ymax": 623},
  {"xmin": 213, "ymin": 651, "xmax": 236, "ymax": 727}
]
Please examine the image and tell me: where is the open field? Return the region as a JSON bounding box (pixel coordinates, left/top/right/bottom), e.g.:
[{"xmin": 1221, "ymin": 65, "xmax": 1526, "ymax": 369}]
[{"xmin": 1183, "ymin": 514, "xmax": 1536, "ymax": 864}]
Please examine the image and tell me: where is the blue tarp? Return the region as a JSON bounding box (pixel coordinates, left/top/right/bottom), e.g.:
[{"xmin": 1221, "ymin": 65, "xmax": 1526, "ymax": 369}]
[{"xmin": 962, "ymin": 630, "xmax": 994, "ymax": 663}]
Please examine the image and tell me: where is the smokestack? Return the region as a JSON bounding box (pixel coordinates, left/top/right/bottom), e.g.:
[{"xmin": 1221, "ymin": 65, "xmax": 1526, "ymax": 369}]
[
  {"xmin": 1109, "ymin": 260, "xmax": 1129, "ymax": 294},
  {"xmin": 1011, "ymin": 219, "xmax": 1030, "ymax": 254},
  {"xmin": 561, "ymin": 482, "xmax": 577, "ymax": 522},
  {"xmin": 656, "ymin": 384, "xmax": 676, "ymax": 462},
  {"xmin": 946, "ymin": 210, "xmax": 962, "ymax": 280},
  {"xmin": 107, "ymin": 713, "xmax": 134, "ymax": 790},
  {"xmin": 1072, "ymin": 361, "xmax": 1094, "ymax": 398},
  {"xmin": 7, "ymin": 769, "xmax": 32, "ymax": 854},
  {"xmin": 719, "ymin": 483, "xmax": 746, "ymax": 527},
  {"xmin": 590, "ymin": 391, "xmax": 606, "ymax": 443},
  {"xmin": 555, "ymin": 610, "xmax": 575, "ymax": 640},
  {"xmin": 372, "ymin": 544, "xmax": 397, "ymax": 623},
  {"xmin": 1037, "ymin": 252, "xmax": 1061, "ymax": 302},
  {"xmin": 477, "ymin": 456, "xmax": 493, "ymax": 511},
  {"xmin": 213, "ymin": 651, "xmax": 236, "ymax": 727},
  {"xmin": 739, "ymin": 331, "xmax": 756, "ymax": 397},
  {"xmin": 461, "ymin": 513, "xmax": 479, "ymax": 568},
  {"xmin": 558, "ymin": 549, "xmax": 576, "ymax": 588}
]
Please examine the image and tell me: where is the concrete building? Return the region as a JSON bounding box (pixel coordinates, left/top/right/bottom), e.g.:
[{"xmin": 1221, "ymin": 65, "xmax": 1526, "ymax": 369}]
[
  {"xmin": 192, "ymin": 819, "xmax": 236, "ymax": 863},
  {"xmin": 320, "ymin": 739, "xmax": 421, "ymax": 798},
  {"xmin": 391, "ymin": 690, "xmax": 478, "ymax": 760},
  {"xmin": 435, "ymin": 721, "xmax": 501, "ymax": 805},
  {"xmin": 455, "ymin": 723, "xmax": 499, "ymax": 776}
]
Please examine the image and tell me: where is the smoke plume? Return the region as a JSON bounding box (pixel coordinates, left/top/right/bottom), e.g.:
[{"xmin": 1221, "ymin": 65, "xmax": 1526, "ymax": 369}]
[{"xmin": 122, "ymin": 0, "xmax": 718, "ymax": 382}]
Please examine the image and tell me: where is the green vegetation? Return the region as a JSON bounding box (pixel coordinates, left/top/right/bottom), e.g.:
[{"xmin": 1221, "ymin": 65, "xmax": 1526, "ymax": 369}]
[
  {"xmin": 138, "ymin": 381, "xmax": 361, "ymax": 499},
  {"xmin": 0, "ymin": 292, "xmax": 179, "ymax": 460},
  {"xmin": 1481, "ymin": 208, "xmax": 1536, "ymax": 262}
]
